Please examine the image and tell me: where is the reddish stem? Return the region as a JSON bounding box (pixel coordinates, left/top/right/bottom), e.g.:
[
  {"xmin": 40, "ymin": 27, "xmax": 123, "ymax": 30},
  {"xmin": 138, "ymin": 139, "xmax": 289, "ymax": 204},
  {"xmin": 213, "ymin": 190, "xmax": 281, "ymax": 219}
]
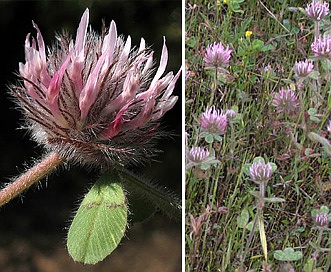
[{"xmin": 0, "ymin": 152, "xmax": 64, "ymax": 206}]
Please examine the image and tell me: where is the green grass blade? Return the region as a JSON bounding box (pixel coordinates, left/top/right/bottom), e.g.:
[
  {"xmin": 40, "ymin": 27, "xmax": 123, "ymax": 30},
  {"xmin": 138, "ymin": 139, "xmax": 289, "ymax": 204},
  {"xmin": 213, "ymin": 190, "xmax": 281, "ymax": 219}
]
[{"xmin": 258, "ymin": 211, "xmax": 268, "ymax": 261}]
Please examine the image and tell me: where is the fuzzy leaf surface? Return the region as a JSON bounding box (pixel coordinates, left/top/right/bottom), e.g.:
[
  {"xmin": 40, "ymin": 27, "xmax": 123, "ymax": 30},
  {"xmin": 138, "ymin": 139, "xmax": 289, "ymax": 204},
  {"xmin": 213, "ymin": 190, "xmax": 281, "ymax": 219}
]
[{"xmin": 67, "ymin": 170, "xmax": 127, "ymax": 264}]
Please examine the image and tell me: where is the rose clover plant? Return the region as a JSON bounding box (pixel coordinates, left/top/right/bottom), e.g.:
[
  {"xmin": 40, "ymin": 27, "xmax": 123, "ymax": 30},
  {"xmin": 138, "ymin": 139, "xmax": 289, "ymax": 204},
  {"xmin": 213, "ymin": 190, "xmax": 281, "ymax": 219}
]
[{"xmin": 1, "ymin": 8, "xmax": 181, "ymax": 264}]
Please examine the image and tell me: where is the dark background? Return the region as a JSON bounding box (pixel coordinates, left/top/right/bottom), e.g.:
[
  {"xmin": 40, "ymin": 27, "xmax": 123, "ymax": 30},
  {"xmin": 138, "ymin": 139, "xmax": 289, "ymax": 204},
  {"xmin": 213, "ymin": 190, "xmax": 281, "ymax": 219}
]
[{"xmin": 0, "ymin": 1, "xmax": 182, "ymax": 271}]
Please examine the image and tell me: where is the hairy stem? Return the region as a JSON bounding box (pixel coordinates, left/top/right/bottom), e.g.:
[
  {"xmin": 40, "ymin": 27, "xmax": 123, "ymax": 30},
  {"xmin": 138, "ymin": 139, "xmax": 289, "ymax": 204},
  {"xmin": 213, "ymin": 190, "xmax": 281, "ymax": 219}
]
[
  {"xmin": 0, "ymin": 152, "xmax": 64, "ymax": 206},
  {"xmin": 209, "ymin": 67, "xmax": 218, "ymax": 106}
]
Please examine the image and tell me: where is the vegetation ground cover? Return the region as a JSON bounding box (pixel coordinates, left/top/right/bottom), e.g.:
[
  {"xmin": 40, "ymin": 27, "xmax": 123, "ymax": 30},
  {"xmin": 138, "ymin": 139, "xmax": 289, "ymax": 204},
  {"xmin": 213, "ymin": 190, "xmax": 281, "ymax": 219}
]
[{"xmin": 185, "ymin": 0, "xmax": 331, "ymax": 271}]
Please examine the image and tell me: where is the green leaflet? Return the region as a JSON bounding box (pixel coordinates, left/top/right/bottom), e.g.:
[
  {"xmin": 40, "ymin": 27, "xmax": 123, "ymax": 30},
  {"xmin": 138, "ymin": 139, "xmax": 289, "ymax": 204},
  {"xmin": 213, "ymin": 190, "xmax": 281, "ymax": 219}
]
[
  {"xmin": 67, "ymin": 170, "xmax": 127, "ymax": 264},
  {"xmin": 237, "ymin": 209, "xmax": 249, "ymax": 228},
  {"xmin": 274, "ymin": 247, "xmax": 303, "ymax": 261},
  {"xmin": 258, "ymin": 212, "xmax": 268, "ymax": 261}
]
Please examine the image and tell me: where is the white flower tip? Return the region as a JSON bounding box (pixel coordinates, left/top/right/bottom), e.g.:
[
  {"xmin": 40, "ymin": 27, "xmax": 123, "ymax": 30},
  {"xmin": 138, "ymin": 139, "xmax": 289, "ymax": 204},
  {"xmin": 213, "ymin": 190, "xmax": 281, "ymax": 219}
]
[
  {"xmin": 109, "ymin": 20, "xmax": 117, "ymax": 38},
  {"xmin": 75, "ymin": 8, "xmax": 90, "ymax": 51},
  {"xmin": 139, "ymin": 38, "xmax": 146, "ymax": 52},
  {"xmin": 82, "ymin": 8, "xmax": 89, "ymax": 21},
  {"xmin": 123, "ymin": 35, "xmax": 132, "ymax": 55}
]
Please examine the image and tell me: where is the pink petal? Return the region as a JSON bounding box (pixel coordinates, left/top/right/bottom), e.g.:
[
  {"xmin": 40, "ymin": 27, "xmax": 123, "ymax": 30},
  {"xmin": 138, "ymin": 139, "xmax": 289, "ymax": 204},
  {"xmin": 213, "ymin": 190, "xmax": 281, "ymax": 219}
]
[
  {"xmin": 161, "ymin": 67, "xmax": 182, "ymax": 100},
  {"xmin": 122, "ymin": 96, "xmax": 156, "ymax": 131},
  {"xmin": 142, "ymin": 52, "xmax": 154, "ymax": 75},
  {"xmin": 138, "ymin": 38, "xmax": 146, "ymax": 52},
  {"xmin": 100, "ymin": 103, "xmax": 131, "ymax": 140},
  {"xmin": 135, "ymin": 72, "xmax": 172, "ymax": 103},
  {"xmin": 79, "ymin": 53, "xmax": 107, "ymax": 119},
  {"xmin": 150, "ymin": 37, "xmax": 168, "ymax": 86},
  {"xmin": 32, "ymin": 21, "xmax": 46, "ymax": 63},
  {"xmin": 101, "ymin": 20, "xmax": 117, "ymax": 75},
  {"xmin": 75, "ymin": 8, "xmax": 89, "ymax": 54},
  {"xmin": 68, "ymin": 8, "xmax": 89, "ymax": 95},
  {"xmin": 151, "ymin": 96, "xmax": 178, "ymax": 121},
  {"xmin": 46, "ymin": 52, "xmax": 72, "ymax": 113},
  {"xmin": 114, "ymin": 36, "xmax": 131, "ymax": 75},
  {"xmin": 103, "ymin": 70, "xmax": 139, "ymax": 114}
]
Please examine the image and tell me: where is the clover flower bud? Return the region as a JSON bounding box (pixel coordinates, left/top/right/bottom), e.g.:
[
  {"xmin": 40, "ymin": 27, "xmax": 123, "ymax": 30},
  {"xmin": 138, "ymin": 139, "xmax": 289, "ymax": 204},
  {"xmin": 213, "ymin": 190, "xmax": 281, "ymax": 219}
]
[
  {"xmin": 306, "ymin": 0, "xmax": 329, "ymax": 21},
  {"xmin": 293, "ymin": 60, "xmax": 314, "ymax": 78},
  {"xmin": 201, "ymin": 106, "xmax": 227, "ymax": 135},
  {"xmin": 204, "ymin": 42, "xmax": 232, "ymax": 68},
  {"xmin": 249, "ymin": 161, "xmax": 274, "ymax": 183},
  {"xmin": 312, "ymin": 206, "xmax": 330, "ymax": 227},
  {"xmin": 225, "ymin": 109, "xmax": 237, "ymax": 119},
  {"xmin": 272, "ymin": 87, "xmax": 300, "ymax": 115},
  {"xmin": 314, "ymin": 212, "xmax": 329, "ymax": 227},
  {"xmin": 188, "ymin": 147, "xmax": 210, "ymax": 163},
  {"xmin": 11, "ymin": 8, "xmax": 181, "ymax": 168}
]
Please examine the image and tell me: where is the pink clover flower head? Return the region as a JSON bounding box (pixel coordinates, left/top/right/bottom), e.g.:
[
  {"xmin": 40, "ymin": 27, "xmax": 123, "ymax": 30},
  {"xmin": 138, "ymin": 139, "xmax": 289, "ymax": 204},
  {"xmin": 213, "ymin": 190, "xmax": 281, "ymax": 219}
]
[
  {"xmin": 188, "ymin": 146, "xmax": 210, "ymax": 163},
  {"xmin": 249, "ymin": 161, "xmax": 274, "ymax": 183},
  {"xmin": 204, "ymin": 42, "xmax": 232, "ymax": 68},
  {"xmin": 314, "ymin": 212, "xmax": 329, "ymax": 227},
  {"xmin": 225, "ymin": 109, "xmax": 237, "ymax": 119},
  {"xmin": 272, "ymin": 87, "xmax": 300, "ymax": 115},
  {"xmin": 312, "ymin": 206, "xmax": 330, "ymax": 227},
  {"xmin": 306, "ymin": 0, "xmax": 329, "ymax": 21},
  {"xmin": 293, "ymin": 60, "xmax": 314, "ymax": 78},
  {"xmin": 12, "ymin": 8, "xmax": 181, "ymax": 167},
  {"xmin": 201, "ymin": 106, "xmax": 227, "ymax": 135},
  {"xmin": 311, "ymin": 34, "xmax": 331, "ymax": 58}
]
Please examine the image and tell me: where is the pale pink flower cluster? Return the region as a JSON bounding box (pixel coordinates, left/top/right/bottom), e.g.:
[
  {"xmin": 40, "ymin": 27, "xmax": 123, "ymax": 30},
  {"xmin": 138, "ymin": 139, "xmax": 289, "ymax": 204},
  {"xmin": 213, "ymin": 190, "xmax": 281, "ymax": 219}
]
[
  {"xmin": 201, "ymin": 106, "xmax": 227, "ymax": 135},
  {"xmin": 306, "ymin": 0, "xmax": 329, "ymax": 21},
  {"xmin": 272, "ymin": 87, "xmax": 300, "ymax": 115},
  {"xmin": 12, "ymin": 9, "xmax": 181, "ymax": 167},
  {"xmin": 293, "ymin": 60, "xmax": 314, "ymax": 78},
  {"xmin": 313, "ymin": 209, "xmax": 330, "ymax": 227},
  {"xmin": 249, "ymin": 161, "xmax": 274, "ymax": 183},
  {"xmin": 204, "ymin": 42, "xmax": 232, "ymax": 68},
  {"xmin": 315, "ymin": 212, "xmax": 329, "ymax": 226},
  {"xmin": 225, "ymin": 109, "xmax": 237, "ymax": 119},
  {"xmin": 188, "ymin": 146, "xmax": 210, "ymax": 163},
  {"xmin": 311, "ymin": 34, "xmax": 331, "ymax": 58}
]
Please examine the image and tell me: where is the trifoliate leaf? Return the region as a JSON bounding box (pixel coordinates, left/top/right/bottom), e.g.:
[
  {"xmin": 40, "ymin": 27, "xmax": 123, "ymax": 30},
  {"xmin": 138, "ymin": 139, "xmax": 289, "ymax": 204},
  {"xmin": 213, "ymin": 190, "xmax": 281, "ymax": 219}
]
[
  {"xmin": 274, "ymin": 247, "xmax": 303, "ymax": 261},
  {"xmin": 237, "ymin": 209, "xmax": 249, "ymax": 228}
]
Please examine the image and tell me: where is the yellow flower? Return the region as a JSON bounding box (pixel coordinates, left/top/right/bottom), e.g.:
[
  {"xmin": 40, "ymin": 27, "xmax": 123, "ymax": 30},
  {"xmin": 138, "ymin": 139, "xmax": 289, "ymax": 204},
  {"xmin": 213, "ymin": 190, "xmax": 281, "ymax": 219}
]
[
  {"xmin": 223, "ymin": 0, "xmax": 228, "ymax": 3},
  {"xmin": 245, "ymin": 30, "xmax": 253, "ymax": 38}
]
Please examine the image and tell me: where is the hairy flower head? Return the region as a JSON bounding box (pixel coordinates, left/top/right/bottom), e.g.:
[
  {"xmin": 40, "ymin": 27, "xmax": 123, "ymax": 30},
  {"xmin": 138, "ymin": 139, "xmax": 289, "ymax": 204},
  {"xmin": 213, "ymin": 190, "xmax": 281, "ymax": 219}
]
[
  {"xmin": 188, "ymin": 146, "xmax": 210, "ymax": 163},
  {"xmin": 293, "ymin": 60, "xmax": 314, "ymax": 78},
  {"xmin": 201, "ymin": 106, "xmax": 227, "ymax": 135},
  {"xmin": 306, "ymin": 0, "xmax": 329, "ymax": 21},
  {"xmin": 204, "ymin": 42, "xmax": 232, "ymax": 68},
  {"xmin": 311, "ymin": 34, "xmax": 331, "ymax": 58},
  {"xmin": 272, "ymin": 87, "xmax": 300, "ymax": 115},
  {"xmin": 249, "ymin": 161, "xmax": 274, "ymax": 184},
  {"xmin": 11, "ymin": 8, "xmax": 181, "ymax": 167},
  {"xmin": 312, "ymin": 206, "xmax": 330, "ymax": 228}
]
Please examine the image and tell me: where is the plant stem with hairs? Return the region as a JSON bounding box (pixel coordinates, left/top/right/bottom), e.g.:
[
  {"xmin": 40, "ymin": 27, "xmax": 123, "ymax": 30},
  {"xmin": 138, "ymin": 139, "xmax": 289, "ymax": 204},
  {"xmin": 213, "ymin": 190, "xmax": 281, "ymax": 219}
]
[{"xmin": 0, "ymin": 152, "xmax": 64, "ymax": 206}]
